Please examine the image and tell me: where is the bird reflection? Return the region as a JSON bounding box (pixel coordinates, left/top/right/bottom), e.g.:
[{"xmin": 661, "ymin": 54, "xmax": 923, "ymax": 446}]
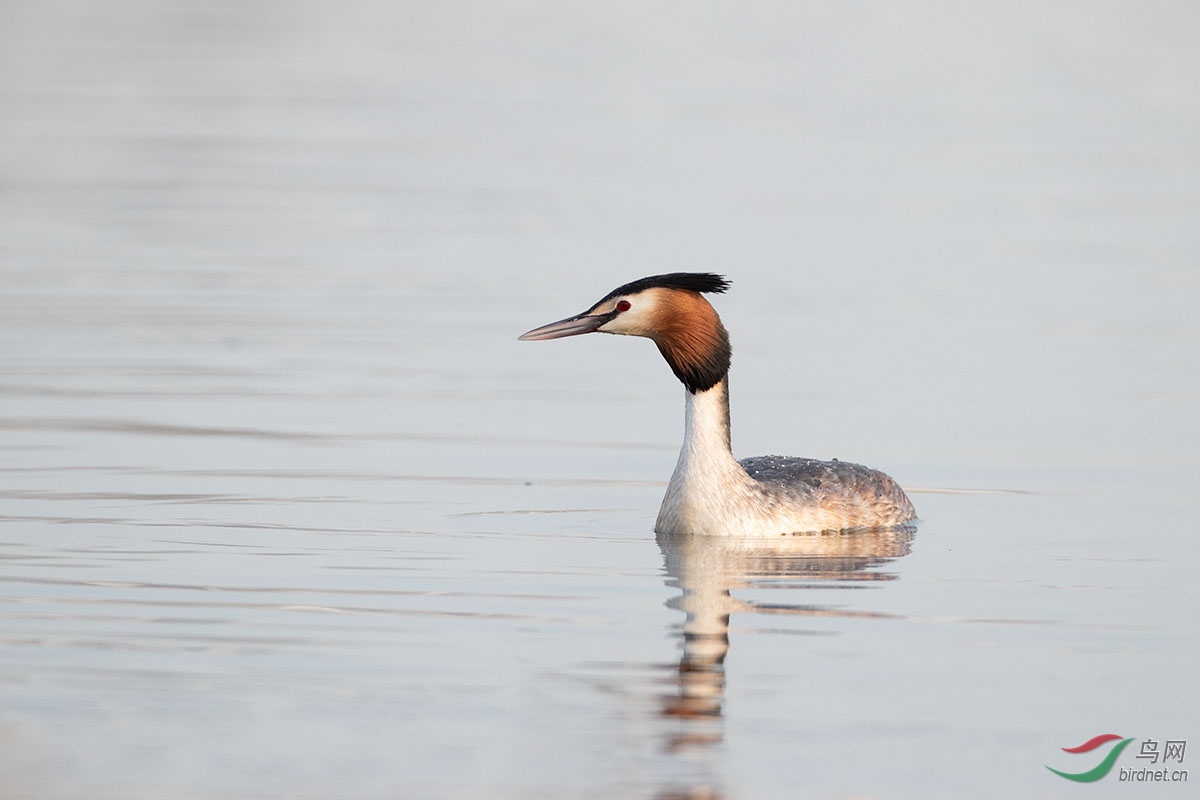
[{"xmin": 656, "ymin": 527, "xmax": 914, "ymax": 752}]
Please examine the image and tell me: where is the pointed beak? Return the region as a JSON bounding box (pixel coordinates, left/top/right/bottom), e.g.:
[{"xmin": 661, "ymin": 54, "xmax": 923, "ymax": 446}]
[{"xmin": 518, "ymin": 310, "xmax": 615, "ymax": 341}]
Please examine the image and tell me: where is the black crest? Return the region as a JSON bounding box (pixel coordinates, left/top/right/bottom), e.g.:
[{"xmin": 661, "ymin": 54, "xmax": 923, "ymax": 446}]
[{"xmin": 600, "ymin": 272, "xmax": 730, "ymax": 302}]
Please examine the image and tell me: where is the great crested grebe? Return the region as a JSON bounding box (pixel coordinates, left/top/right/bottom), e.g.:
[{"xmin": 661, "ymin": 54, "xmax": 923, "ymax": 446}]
[{"xmin": 519, "ymin": 273, "xmax": 916, "ymax": 536}]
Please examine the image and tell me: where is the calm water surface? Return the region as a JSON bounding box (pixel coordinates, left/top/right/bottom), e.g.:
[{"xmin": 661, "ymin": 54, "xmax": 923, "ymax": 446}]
[{"xmin": 1, "ymin": 2, "xmax": 1198, "ymax": 798}]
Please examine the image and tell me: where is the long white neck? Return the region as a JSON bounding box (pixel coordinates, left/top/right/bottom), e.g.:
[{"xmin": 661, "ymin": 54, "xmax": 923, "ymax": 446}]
[
  {"xmin": 656, "ymin": 377, "xmax": 753, "ymax": 534},
  {"xmin": 682, "ymin": 377, "xmax": 733, "ymax": 456}
]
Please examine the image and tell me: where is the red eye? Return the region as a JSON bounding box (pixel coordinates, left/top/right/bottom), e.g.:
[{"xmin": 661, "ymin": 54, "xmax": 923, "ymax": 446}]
[{"xmin": 616, "ymin": 300, "xmax": 631, "ymax": 312}]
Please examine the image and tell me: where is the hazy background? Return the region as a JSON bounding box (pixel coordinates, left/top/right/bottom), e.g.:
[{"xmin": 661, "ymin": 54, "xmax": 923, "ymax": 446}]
[{"xmin": 1, "ymin": 2, "xmax": 1197, "ymax": 798}]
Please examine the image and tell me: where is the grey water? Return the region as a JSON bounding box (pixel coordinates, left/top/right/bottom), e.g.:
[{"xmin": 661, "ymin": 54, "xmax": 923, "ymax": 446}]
[{"xmin": 1, "ymin": 2, "xmax": 1198, "ymax": 798}]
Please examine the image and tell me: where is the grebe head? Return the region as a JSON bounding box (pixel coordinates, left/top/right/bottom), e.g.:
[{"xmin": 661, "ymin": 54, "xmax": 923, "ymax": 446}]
[{"xmin": 519, "ymin": 272, "xmax": 732, "ymax": 393}]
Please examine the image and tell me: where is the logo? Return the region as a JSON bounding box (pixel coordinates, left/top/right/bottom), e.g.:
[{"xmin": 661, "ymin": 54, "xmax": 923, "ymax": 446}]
[
  {"xmin": 1046, "ymin": 734, "xmax": 1188, "ymax": 783},
  {"xmin": 1046, "ymin": 734, "xmax": 1134, "ymax": 782}
]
